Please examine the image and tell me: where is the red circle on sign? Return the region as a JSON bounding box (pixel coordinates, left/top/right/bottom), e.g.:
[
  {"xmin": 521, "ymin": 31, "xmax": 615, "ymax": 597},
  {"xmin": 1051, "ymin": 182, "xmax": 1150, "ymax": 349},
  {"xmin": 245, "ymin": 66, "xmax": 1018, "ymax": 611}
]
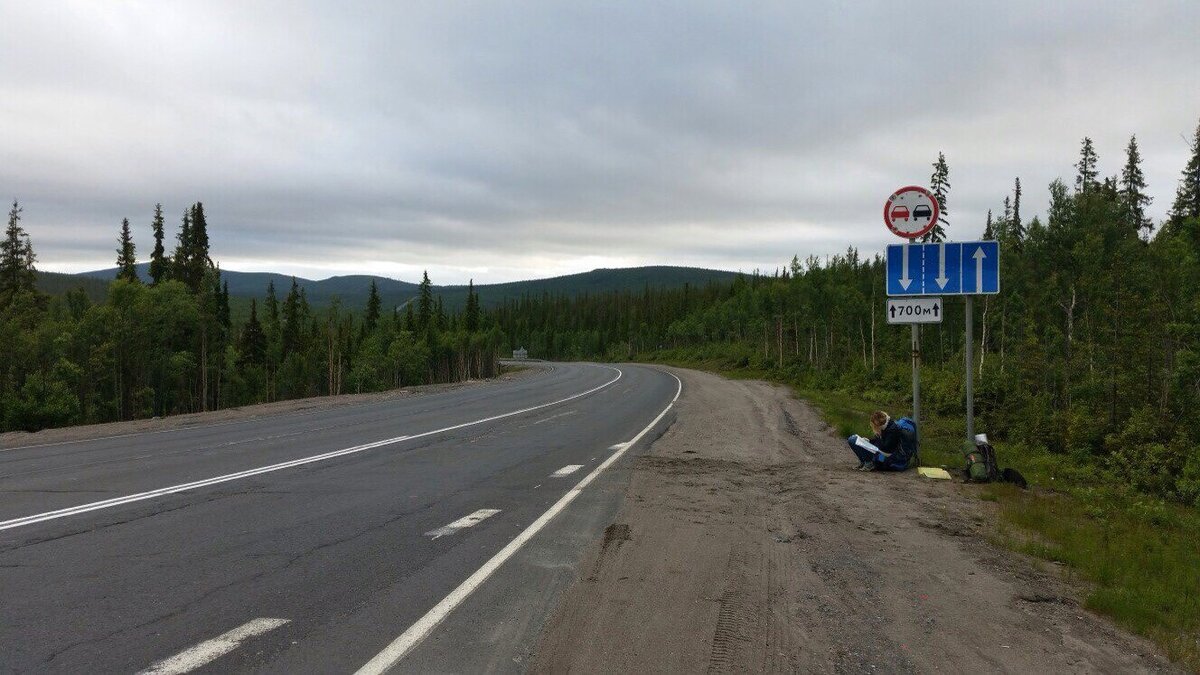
[{"xmin": 884, "ymin": 185, "xmax": 939, "ymax": 240}]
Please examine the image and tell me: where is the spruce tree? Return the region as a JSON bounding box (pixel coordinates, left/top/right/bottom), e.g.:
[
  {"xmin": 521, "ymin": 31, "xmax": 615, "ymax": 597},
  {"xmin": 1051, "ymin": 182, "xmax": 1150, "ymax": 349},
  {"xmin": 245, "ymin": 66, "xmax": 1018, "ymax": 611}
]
[
  {"xmin": 364, "ymin": 279, "xmax": 381, "ymax": 335},
  {"xmin": 1168, "ymin": 119, "xmax": 1200, "ymax": 225},
  {"xmin": 465, "ymin": 279, "xmax": 480, "ymax": 331},
  {"xmin": 148, "ymin": 203, "xmax": 167, "ymax": 284},
  {"xmin": 264, "ymin": 280, "xmax": 280, "ymax": 338},
  {"xmin": 0, "ymin": 200, "xmax": 37, "ymax": 308},
  {"xmin": 404, "ymin": 303, "xmax": 416, "ymax": 332},
  {"xmin": 1120, "ymin": 135, "xmax": 1153, "ymax": 237},
  {"xmin": 921, "ymin": 152, "xmax": 950, "ymax": 242},
  {"xmin": 1076, "ymin": 137, "xmax": 1100, "ymax": 194},
  {"xmin": 190, "ymin": 202, "xmax": 211, "ymax": 268},
  {"xmin": 239, "ymin": 299, "xmax": 267, "ymax": 366},
  {"xmin": 281, "ymin": 278, "xmax": 302, "ymax": 356},
  {"xmin": 417, "ymin": 271, "xmax": 433, "ymax": 332},
  {"xmin": 983, "ymin": 209, "xmax": 994, "ymax": 239},
  {"xmin": 172, "ymin": 208, "xmax": 192, "ymax": 285},
  {"xmin": 116, "ymin": 218, "xmax": 138, "ymax": 282},
  {"xmin": 1010, "ymin": 177, "xmax": 1025, "ymax": 246},
  {"xmin": 217, "ymin": 278, "xmax": 231, "ymax": 331}
]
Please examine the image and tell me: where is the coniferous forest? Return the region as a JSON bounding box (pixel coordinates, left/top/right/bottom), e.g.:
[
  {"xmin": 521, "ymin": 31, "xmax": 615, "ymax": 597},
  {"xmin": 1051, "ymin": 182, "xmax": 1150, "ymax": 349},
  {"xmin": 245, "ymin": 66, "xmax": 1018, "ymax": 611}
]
[
  {"xmin": 0, "ymin": 201, "xmax": 504, "ymax": 432},
  {"xmin": 494, "ymin": 129, "xmax": 1200, "ymax": 506},
  {"xmin": 4, "ymin": 126, "xmax": 1200, "ymax": 510}
]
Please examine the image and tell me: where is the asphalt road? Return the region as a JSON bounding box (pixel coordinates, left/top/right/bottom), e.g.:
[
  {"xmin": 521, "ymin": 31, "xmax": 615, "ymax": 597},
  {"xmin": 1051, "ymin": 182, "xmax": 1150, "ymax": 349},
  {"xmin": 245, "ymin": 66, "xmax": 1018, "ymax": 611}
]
[{"xmin": 0, "ymin": 362, "xmax": 680, "ymax": 674}]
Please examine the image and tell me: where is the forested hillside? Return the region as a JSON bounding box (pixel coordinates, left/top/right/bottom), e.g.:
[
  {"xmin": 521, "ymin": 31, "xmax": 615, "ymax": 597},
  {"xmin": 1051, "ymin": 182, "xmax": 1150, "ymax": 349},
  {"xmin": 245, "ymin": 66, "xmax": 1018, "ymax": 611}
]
[
  {"xmin": 73, "ymin": 264, "xmax": 737, "ymax": 312},
  {"xmin": 497, "ymin": 130, "xmax": 1200, "ymax": 506},
  {"xmin": 1, "ymin": 202, "xmax": 503, "ymax": 431}
]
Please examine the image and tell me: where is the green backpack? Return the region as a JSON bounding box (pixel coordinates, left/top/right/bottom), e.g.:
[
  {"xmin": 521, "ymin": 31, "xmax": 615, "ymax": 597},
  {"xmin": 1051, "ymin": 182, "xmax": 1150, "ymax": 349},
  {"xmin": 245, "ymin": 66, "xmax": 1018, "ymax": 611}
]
[{"xmin": 963, "ymin": 441, "xmax": 1000, "ymax": 482}]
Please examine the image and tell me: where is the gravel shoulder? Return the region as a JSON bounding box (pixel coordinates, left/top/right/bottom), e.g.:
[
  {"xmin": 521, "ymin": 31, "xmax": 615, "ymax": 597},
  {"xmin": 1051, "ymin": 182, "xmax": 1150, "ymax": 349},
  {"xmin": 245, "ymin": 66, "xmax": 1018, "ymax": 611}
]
[
  {"xmin": 0, "ymin": 364, "xmax": 543, "ymax": 450},
  {"xmin": 532, "ymin": 367, "xmax": 1175, "ymax": 673}
]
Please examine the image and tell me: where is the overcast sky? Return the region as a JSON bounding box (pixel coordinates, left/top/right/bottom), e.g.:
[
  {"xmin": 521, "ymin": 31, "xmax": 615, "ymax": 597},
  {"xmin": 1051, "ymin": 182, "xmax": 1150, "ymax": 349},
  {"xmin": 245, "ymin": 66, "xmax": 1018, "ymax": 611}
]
[{"xmin": 3, "ymin": 2, "xmax": 1199, "ymax": 284}]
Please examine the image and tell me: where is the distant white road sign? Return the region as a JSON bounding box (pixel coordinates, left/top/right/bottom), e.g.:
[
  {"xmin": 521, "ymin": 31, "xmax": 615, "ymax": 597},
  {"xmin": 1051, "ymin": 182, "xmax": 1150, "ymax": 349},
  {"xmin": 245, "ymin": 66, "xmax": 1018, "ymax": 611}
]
[
  {"xmin": 884, "ymin": 186, "xmax": 939, "ymax": 239},
  {"xmin": 887, "ymin": 297, "xmax": 943, "ymax": 324}
]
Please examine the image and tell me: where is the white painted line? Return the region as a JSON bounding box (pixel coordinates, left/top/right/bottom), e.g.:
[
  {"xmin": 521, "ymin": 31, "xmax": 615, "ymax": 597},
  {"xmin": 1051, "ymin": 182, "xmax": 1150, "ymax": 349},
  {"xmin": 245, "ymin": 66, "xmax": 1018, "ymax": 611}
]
[
  {"xmin": 138, "ymin": 617, "xmax": 290, "ymax": 675},
  {"xmin": 0, "ymin": 367, "xmax": 623, "ymax": 532},
  {"xmin": 550, "ymin": 464, "xmax": 584, "ymax": 478},
  {"xmin": 424, "ymin": 509, "xmax": 501, "ymax": 539},
  {"xmin": 354, "ymin": 369, "xmax": 683, "ymax": 675},
  {"xmin": 608, "ymin": 442, "xmax": 630, "ymax": 451}
]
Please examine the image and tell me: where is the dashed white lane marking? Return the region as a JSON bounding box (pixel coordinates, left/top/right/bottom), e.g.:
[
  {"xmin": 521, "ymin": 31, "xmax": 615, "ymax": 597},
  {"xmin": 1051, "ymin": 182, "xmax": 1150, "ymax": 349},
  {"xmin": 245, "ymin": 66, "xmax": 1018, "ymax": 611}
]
[
  {"xmin": 0, "ymin": 367, "xmax": 622, "ymax": 532},
  {"xmin": 532, "ymin": 410, "xmax": 578, "ymax": 425},
  {"xmin": 425, "ymin": 509, "xmax": 501, "ymax": 539},
  {"xmin": 355, "ymin": 369, "xmax": 683, "ymax": 675},
  {"xmin": 138, "ymin": 618, "xmax": 290, "ymax": 675},
  {"xmin": 550, "ymin": 464, "xmax": 584, "ymax": 478}
]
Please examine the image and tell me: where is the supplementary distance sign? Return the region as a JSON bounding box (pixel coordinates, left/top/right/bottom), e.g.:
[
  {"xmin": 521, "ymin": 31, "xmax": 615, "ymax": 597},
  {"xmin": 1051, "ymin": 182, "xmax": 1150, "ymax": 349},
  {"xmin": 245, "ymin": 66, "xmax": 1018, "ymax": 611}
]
[
  {"xmin": 887, "ymin": 297, "xmax": 943, "ymax": 324},
  {"xmin": 886, "ymin": 240, "xmax": 999, "ymax": 296},
  {"xmin": 884, "ymin": 186, "xmax": 939, "ymax": 239}
]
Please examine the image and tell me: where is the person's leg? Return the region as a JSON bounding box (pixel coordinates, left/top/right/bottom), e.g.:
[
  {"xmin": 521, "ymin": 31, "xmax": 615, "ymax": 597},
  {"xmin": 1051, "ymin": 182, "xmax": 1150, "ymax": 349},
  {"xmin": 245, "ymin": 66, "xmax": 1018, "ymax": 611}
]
[{"xmin": 847, "ymin": 436, "xmax": 874, "ymax": 465}]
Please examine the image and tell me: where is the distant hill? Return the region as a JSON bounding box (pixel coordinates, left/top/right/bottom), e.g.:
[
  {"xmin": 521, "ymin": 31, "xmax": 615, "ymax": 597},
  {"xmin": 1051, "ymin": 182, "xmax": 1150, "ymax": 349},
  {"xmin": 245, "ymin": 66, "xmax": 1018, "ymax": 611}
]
[
  {"xmin": 35, "ymin": 270, "xmax": 111, "ymax": 303},
  {"xmin": 70, "ymin": 264, "xmax": 739, "ymax": 312}
]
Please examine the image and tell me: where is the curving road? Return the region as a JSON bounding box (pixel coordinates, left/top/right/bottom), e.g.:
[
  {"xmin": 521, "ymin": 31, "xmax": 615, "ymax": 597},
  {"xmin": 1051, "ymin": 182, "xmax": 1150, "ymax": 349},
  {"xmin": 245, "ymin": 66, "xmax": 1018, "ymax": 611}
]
[{"xmin": 0, "ymin": 363, "xmax": 680, "ymax": 674}]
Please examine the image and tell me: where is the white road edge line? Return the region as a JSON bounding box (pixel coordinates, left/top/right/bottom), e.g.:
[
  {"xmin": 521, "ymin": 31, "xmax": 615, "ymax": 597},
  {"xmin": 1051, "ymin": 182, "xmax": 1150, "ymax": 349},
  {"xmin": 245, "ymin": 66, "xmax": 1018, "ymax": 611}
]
[
  {"xmin": 550, "ymin": 464, "xmax": 584, "ymax": 478},
  {"xmin": 137, "ymin": 617, "xmax": 290, "ymax": 675},
  {"xmin": 425, "ymin": 508, "xmax": 501, "ymax": 539},
  {"xmin": 2, "ymin": 363, "xmax": 560, "ymax": 452},
  {"xmin": 0, "ymin": 367, "xmax": 623, "ymax": 532},
  {"xmin": 354, "ymin": 369, "xmax": 683, "ymax": 675}
]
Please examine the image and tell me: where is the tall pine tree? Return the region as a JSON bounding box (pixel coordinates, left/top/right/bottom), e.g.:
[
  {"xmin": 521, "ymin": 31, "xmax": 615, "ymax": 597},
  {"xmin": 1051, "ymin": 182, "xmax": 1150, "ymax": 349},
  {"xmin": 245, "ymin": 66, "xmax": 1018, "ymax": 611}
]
[
  {"xmin": 149, "ymin": 203, "xmax": 168, "ymax": 284},
  {"xmin": 1010, "ymin": 177, "xmax": 1025, "ymax": 246},
  {"xmin": 238, "ymin": 299, "xmax": 267, "ymax": 366},
  {"xmin": 418, "ymin": 271, "xmax": 433, "ymax": 332},
  {"xmin": 465, "ymin": 279, "xmax": 481, "ymax": 331},
  {"xmin": 1076, "ymin": 137, "xmax": 1100, "ymax": 194},
  {"xmin": 1168, "ymin": 119, "xmax": 1200, "ymax": 226},
  {"xmin": 281, "ymin": 278, "xmax": 302, "ymax": 357},
  {"xmin": 364, "ymin": 279, "xmax": 381, "ymax": 335},
  {"xmin": 0, "ymin": 200, "xmax": 37, "ymax": 309},
  {"xmin": 922, "ymin": 152, "xmax": 950, "ymax": 242},
  {"xmin": 1119, "ymin": 135, "xmax": 1153, "ymax": 238},
  {"xmin": 172, "ymin": 208, "xmax": 192, "ymax": 286},
  {"xmin": 116, "ymin": 218, "xmax": 138, "ymax": 282}
]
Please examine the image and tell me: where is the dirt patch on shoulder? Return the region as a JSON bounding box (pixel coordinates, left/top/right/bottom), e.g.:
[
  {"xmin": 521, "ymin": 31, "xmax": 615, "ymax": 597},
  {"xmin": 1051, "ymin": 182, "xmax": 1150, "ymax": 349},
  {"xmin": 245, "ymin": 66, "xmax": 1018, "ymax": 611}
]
[{"xmin": 532, "ymin": 367, "xmax": 1176, "ymax": 673}]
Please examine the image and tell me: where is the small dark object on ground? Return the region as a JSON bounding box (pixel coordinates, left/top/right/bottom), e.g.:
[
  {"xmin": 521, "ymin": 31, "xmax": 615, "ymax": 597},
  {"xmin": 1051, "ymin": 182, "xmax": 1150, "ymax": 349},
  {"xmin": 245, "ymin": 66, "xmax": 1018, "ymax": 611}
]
[{"xmin": 1002, "ymin": 467, "xmax": 1028, "ymax": 489}]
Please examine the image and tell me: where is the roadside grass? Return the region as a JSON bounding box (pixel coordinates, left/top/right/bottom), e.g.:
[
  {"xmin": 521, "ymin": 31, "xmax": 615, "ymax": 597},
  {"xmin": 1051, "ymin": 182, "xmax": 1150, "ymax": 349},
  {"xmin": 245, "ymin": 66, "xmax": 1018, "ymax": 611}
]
[{"xmin": 642, "ymin": 356, "xmax": 1200, "ymax": 671}]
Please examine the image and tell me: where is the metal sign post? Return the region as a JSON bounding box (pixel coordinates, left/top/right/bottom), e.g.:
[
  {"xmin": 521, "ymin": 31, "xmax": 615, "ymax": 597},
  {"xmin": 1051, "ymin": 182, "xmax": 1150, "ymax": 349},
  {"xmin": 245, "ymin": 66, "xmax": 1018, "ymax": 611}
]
[
  {"xmin": 911, "ymin": 320, "xmax": 920, "ymax": 442},
  {"xmin": 964, "ymin": 295, "xmax": 974, "ymax": 444}
]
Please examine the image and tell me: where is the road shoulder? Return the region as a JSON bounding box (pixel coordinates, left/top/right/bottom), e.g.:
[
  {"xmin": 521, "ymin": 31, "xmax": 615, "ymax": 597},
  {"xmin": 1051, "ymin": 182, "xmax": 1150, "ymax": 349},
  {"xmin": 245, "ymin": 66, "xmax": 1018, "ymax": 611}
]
[{"xmin": 531, "ymin": 367, "xmax": 1175, "ymax": 673}]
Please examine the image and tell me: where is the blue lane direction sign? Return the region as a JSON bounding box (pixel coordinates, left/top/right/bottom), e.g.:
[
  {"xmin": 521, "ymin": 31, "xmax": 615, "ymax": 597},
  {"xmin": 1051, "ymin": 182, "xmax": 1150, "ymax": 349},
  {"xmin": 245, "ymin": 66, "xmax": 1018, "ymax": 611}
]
[
  {"xmin": 921, "ymin": 242, "xmax": 961, "ymax": 294},
  {"xmin": 886, "ymin": 240, "xmax": 999, "ymax": 296},
  {"xmin": 886, "ymin": 242, "xmax": 923, "ymax": 295},
  {"xmin": 959, "ymin": 240, "xmax": 1000, "ymax": 294}
]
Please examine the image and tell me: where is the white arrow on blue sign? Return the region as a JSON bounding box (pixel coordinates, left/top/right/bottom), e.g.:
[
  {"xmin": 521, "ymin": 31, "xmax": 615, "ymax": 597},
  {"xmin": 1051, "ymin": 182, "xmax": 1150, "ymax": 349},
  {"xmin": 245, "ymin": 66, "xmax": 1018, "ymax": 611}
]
[{"xmin": 886, "ymin": 241, "xmax": 999, "ymax": 296}]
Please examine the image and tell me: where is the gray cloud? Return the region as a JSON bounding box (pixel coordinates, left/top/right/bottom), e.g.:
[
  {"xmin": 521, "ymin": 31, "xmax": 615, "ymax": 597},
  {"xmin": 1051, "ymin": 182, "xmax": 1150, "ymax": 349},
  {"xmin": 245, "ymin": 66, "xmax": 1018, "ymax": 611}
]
[{"xmin": 2, "ymin": 1, "xmax": 1198, "ymax": 284}]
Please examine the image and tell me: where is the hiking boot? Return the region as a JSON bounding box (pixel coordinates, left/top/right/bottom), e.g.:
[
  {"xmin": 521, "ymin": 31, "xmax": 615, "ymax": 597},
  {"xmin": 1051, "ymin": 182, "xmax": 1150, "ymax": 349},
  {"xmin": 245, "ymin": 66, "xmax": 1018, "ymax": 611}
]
[{"xmin": 858, "ymin": 462, "xmax": 876, "ymax": 472}]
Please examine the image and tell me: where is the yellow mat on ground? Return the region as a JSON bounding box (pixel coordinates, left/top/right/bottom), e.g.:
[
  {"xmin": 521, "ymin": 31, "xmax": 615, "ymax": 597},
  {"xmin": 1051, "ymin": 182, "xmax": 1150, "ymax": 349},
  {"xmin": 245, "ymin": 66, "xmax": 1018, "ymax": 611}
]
[{"xmin": 917, "ymin": 467, "xmax": 953, "ymax": 480}]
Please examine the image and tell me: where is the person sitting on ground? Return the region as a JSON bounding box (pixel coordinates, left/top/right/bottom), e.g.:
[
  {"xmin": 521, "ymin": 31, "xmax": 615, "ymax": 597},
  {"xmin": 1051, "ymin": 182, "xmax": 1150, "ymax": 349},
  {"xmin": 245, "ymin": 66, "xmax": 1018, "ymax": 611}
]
[{"xmin": 846, "ymin": 410, "xmax": 916, "ymax": 472}]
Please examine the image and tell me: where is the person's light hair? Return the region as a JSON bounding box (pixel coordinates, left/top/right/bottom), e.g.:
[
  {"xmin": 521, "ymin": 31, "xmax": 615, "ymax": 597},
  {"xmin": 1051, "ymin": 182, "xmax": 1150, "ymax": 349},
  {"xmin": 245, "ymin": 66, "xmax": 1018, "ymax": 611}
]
[{"xmin": 869, "ymin": 411, "xmax": 889, "ymax": 434}]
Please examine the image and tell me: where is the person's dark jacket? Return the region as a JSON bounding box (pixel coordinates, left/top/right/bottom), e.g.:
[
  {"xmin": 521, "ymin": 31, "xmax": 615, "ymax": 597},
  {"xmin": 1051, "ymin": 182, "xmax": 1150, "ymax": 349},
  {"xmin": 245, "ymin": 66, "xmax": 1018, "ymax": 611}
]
[{"xmin": 869, "ymin": 419, "xmax": 917, "ymax": 467}]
